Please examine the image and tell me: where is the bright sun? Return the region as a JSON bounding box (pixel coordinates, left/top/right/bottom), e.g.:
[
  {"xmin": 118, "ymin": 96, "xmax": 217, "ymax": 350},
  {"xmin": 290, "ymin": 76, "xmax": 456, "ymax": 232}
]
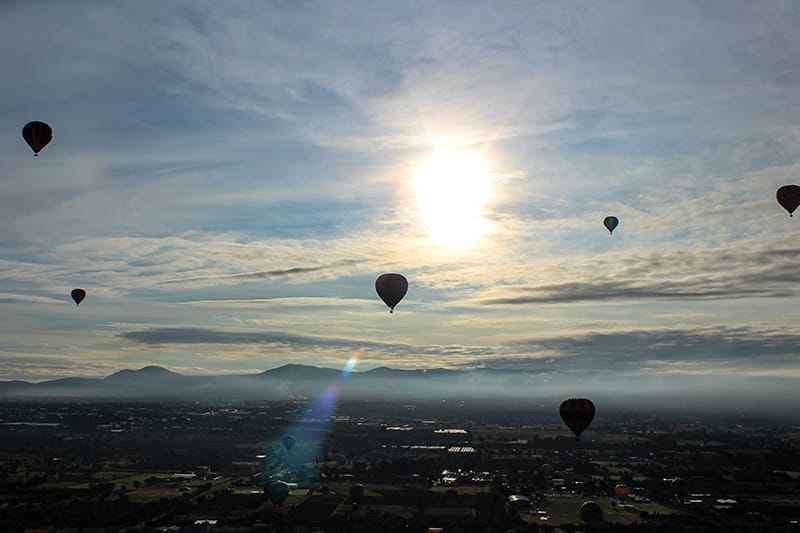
[{"xmin": 412, "ymin": 149, "xmax": 495, "ymax": 247}]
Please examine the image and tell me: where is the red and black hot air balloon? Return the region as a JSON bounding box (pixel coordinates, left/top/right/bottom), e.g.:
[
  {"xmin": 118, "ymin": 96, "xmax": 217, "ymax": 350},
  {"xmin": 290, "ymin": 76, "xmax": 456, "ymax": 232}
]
[
  {"xmin": 559, "ymin": 398, "xmax": 595, "ymax": 440},
  {"xmin": 375, "ymin": 273, "xmax": 408, "ymax": 313},
  {"xmin": 615, "ymin": 483, "xmax": 631, "ymax": 499}
]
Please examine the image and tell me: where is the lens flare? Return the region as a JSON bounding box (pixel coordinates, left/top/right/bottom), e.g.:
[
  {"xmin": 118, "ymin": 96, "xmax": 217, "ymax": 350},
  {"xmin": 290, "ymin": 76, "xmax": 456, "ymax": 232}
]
[
  {"xmin": 342, "ymin": 356, "xmax": 358, "ymax": 377},
  {"xmin": 258, "ymin": 357, "xmax": 357, "ymax": 486}
]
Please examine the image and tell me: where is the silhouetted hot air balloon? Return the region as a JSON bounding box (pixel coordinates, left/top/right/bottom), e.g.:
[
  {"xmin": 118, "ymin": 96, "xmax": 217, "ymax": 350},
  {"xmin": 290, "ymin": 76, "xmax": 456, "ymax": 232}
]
[
  {"xmin": 265, "ymin": 480, "xmax": 290, "ymax": 506},
  {"xmin": 282, "ymin": 435, "xmax": 295, "ymax": 453},
  {"xmin": 603, "ymin": 216, "xmax": 619, "ymax": 234},
  {"xmin": 71, "ymin": 288, "xmax": 86, "ymax": 306},
  {"xmin": 580, "ymin": 501, "xmax": 603, "ymax": 523},
  {"xmin": 559, "ymin": 398, "xmax": 595, "ymax": 440},
  {"xmin": 539, "ymin": 463, "xmax": 553, "ymax": 477},
  {"xmin": 776, "ymin": 185, "xmax": 800, "ymax": 217},
  {"xmin": 615, "ymin": 483, "xmax": 631, "ymax": 498},
  {"xmin": 22, "ymin": 121, "xmax": 53, "ymax": 156},
  {"xmin": 375, "ymin": 273, "xmax": 408, "ymax": 313}
]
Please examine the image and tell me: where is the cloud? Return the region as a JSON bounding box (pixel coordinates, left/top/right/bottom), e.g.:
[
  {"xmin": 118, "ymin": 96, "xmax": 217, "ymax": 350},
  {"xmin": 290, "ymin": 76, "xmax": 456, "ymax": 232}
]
[
  {"xmin": 1, "ymin": 2, "xmax": 800, "ymax": 383},
  {"xmin": 117, "ymin": 322, "xmax": 800, "ymax": 379},
  {"xmin": 118, "ymin": 326, "xmax": 496, "ymax": 360},
  {"xmin": 182, "ymin": 297, "xmax": 371, "ymax": 307},
  {"xmin": 156, "ymin": 259, "xmax": 363, "ymax": 285},
  {"xmin": 0, "ymin": 293, "xmax": 66, "ymax": 305},
  {"xmin": 121, "ymin": 327, "xmax": 361, "ymax": 347},
  {"xmin": 478, "ymin": 243, "xmax": 800, "ymax": 305},
  {"xmin": 494, "ymin": 325, "xmax": 800, "ymax": 375},
  {"xmin": 0, "ymin": 355, "xmax": 125, "ymax": 383}
]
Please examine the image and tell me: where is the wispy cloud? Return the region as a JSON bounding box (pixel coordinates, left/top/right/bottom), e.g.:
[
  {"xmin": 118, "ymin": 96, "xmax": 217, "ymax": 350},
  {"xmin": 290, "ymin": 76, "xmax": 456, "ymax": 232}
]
[
  {"xmin": 495, "ymin": 325, "xmax": 800, "ymax": 375},
  {"xmin": 119, "ymin": 326, "xmax": 496, "ymax": 361},
  {"xmin": 0, "ymin": 293, "xmax": 66, "ymax": 305},
  {"xmin": 156, "ymin": 260, "xmax": 362, "ymax": 285},
  {"xmin": 478, "ymin": 243, "xmax": 800, "ymax": 305}
]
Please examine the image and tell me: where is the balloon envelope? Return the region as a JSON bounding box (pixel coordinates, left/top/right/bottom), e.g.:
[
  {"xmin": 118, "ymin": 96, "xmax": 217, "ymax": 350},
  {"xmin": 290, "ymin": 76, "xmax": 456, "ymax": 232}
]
[
  {"xmin": 266, "ymin": 480, "xmax": 290, "ymax": 506},
  {"xmin": 603, "ymin": 216, "xmax": 619, "ymax": 234},
  {"xmin": 614, "ymin": 483, "xmax": 631, "ymax": 498},
  {"xmin": 776, "ymin": 185, "xmax": 800, "ymax": 216},
  {"xmin": 559, "ymin": 398, "xmax": 595, "ymax": 439},
  {"xmin": 282, "ymin": 435, "xmax": 295, "ymax": 452},
  {"xmin": 580, "ymin": 501, "xmax": 603, "ymax": 523},
  {"xmin": 71, "ymin": 288, "xmax": 86, "ymax": 306},
  {"xmin": 375, "ymin": 273, "xmax": 408, "ymax": 313},
  {"xmin": 22, "ymin": 121, "xmax": 53, "ymax": 156}
]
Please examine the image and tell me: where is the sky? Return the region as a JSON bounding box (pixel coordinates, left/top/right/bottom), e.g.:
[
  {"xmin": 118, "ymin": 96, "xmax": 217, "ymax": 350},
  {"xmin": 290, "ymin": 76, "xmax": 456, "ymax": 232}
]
[{"xmin": 1, "ymin": 1, "xmax": 799, "ymax": 386}]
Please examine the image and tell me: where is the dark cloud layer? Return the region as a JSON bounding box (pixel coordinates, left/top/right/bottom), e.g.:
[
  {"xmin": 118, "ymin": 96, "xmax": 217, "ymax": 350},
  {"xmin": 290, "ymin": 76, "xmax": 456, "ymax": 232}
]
[
  {"xmin": 502, "ymin": 326, "xmax": 800, "ymax": 372},
  {"xmin": 119, "ymin": 324, "xmax": 800, "ymax": 376},
  {"xmin": 119, "ymin": 327, "xmax": 495, "ymax": 359},
  {"xmin": 482, "ymin": 246, "xmax": 800, "ymax": 305}
]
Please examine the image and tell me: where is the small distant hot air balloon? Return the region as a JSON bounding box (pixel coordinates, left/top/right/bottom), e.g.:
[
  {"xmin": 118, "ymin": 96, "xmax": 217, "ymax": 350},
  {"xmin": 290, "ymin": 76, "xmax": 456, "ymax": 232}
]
[
  {"xmin": 580, "ymin": 501, "xmax": 604, "ymax": 523},
  {"xmin": 375, "ymin": 273, "xmax": 408, "ymax": 313},
  {"xmin": 265, "ymin": 480, "xmax": 290, "ymax": 506},
  {"xmin": 615, "ymin": 483, "xmax": 631, "ymax": 498},
  {"xmin": 776, "ymin": 185, "xmax": 800, "ymax": 217},
  {"xmin": 603, "ymin": 216, "xmax": 619, "ymax": 234},
  {"xmin": 71, "ymin": 288, "xmax": 86, "ymax": 306},
  {"xmin": 282, "ymin": 435, "xmax": 296, "ymax": 453},
  {"xmin": 539, "ymin": 463, "xmax": 553, "ymax": 477},
  {"xmin": 559, "ymin": 398, "xmax": 595, "ymax": 440},
  {"xmin": 22, "ymin": 121, "xmax": 53, "ymax": 156}
]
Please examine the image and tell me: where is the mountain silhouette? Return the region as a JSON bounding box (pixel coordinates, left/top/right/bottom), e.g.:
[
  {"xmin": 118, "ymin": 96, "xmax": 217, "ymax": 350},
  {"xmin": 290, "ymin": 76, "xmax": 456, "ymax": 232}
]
[{"xmin": 0, "ymin": 364, "xmax": 535, "ymax": 401}]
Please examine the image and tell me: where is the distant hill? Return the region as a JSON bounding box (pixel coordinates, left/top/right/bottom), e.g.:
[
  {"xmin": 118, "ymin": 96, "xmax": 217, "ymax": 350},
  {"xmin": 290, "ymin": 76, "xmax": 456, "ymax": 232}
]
[
  {"xmin": 0, "ymin": 363, "xmax": 549, "ymax": 401},
  {"xmin": 2, "ymin": 365, "xmax": 798, "ymax": 419},
  {"xmin": 104, "ymin": 365, "xmax": 183, "ymax": 381},
  {"xmin": 260, "ymin": 363, "xmax": 342, "ymax": 380}
]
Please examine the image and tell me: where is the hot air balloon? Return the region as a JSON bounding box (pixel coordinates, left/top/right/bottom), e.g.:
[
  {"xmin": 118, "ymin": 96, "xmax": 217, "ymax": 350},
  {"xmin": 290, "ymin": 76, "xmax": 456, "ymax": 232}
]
[
  {"xmin": 282, "ymin": 435, "xmax": 296, "ymax": 453},
  {"xmin": 22, "ymin": 121, "xmax": 53, "ymax": 156},
  {"xmin": 539, "ymin": 463, "xmax": 553, "ymax": 477},
  {"xmin": 580, "ymin": 501, "xmax": 603, "ymax": 523},
  {"xmin": 375, "ymin": 273, "xmax": 408, "ymax": 313},
  {"xmin": 349, "ymin": 483, "xmax": 364, "ymax": 503},
  {"xmin": 671, "ymin": 477, "xmax": 688, "ymax": 499},
  {"xmin": 603, "ymin": 216, "xmax": 619, "ymax": 234},
  {"xmin": 559, "ymin": 398, "xmax": 595, "ymax": 440},
  {"xmin": 265, "ymin": 480, "xmax": 290, "ymax": 506},
  {"xmin": 776, "ymin": 185, "xmax": 800, "ymax": 217},
  {"xmin": 614, "ymin": 483, "xmax": 631, "ymax": 499},
  {"xmin": 71, "ymin": 288, "xmax": 86, "ymax": 306}
]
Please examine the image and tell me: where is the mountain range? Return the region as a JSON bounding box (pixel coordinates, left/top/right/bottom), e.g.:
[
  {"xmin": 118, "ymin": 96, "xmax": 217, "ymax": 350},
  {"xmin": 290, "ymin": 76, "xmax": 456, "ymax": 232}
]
[
  {"xmin": 2, "ymin": 365, "xmax": 797, "ymax": 419},
  {"xmin": 0, "ymin": 364, "xmax": 557, "ymax": 402}
]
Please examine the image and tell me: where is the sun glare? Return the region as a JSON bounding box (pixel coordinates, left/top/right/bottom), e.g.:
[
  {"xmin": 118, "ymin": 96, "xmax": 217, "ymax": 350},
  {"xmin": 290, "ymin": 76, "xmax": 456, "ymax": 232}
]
[{"xmin": 412, "ymin": 149, "xmax": 495, "ymax": 247}]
